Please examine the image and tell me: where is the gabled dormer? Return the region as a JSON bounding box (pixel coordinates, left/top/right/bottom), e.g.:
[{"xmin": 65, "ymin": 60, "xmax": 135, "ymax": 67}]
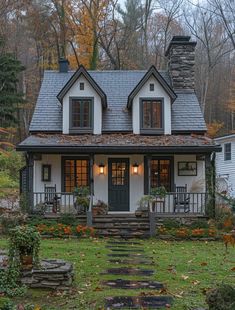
[
  {"xmin": 127, "ymin": 66, "xmax": 176, "ymax": 135},
  {"xmin": 57, "ymin": 64, "xmax": 106, "ymax": 135}
]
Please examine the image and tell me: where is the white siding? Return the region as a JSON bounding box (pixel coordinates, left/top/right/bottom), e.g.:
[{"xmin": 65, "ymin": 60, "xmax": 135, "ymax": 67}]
[
  {"xmin": 33, "ymin": 154, "xmax": 206, "ymax": 212},
  {"xmin": 132, "ymin": 76, "xmax": 171, "ymax": 134},
  {"xmin": 215, "ymin": 137, "xmax": 235, "ymax": 196},
  {"xmin": 62, "ymin": 75, "xmax": 102, "ymax": 134}
]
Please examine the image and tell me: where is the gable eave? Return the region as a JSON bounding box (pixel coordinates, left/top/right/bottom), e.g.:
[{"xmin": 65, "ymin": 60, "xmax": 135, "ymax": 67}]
[
  {"xmin": 57, "ymin": 65, "xmax": 107, "ymax": 108},
  {"xmin": 127, "ymin": 65, "xmax": 177, "ymax": 108}
]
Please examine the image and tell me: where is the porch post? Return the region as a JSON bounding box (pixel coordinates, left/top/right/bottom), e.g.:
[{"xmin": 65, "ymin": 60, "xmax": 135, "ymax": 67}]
[
  {"xmin": 27, "ymin": 152, "xmax": 34, "ymax": 213},
  {"xmin": 87, "ymin": 154, "xmax": 94, "ymax": 226},
  {"xmin": 147, "ymin": 155, "xmax": 156, "ymax": 237},
  {"xmin": 205, "ymin": 152, "xmax": 216, "ymax": 218}
]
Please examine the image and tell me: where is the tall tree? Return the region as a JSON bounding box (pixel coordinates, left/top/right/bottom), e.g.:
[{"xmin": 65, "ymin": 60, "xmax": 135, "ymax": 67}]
[{"xmin": 0, "ymin": 38, "xmax": 25, "ymax": 128}]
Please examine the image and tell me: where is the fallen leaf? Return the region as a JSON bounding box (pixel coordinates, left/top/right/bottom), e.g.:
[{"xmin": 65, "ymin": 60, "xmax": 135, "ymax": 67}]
[
  {"xmin": 200, "ymin": 262, "xmax": 208, "ymax": 266},
  {"xmin": 231, "ymin": 267, "xmax": 235, "ymax": 271},
  {"xmin": 181, "ymin": 275, "xmax": 189, "ymax": 280}
]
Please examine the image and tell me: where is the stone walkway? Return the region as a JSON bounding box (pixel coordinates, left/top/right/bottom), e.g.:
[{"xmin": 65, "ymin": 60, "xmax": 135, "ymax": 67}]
[{"xmin": 101, "ymin": 240, "xmax": 173, "ymax": 309}]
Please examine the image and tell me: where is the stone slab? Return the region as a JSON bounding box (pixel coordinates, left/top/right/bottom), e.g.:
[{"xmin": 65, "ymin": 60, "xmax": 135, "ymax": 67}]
[
  {"xmin": 107, "ymin": 241, "xmax": 142, "ymax": 245},
  {"xmin": 107, "ymin": 253, "xmax": 148, "ymax": 258},
  {"xmin": 108, "ymin": 248, "xmax": 144, "ymax": 253},
  {"xmin": 105, "ymin": 296, "xmax": 173, "ymax": 309},
  {"xmin": 102, "ymin": 267, "xmax": 154, "ymax": 276},
  {"xmin": 102, "ymin": 279, "xmax": 164, "ymax": 290},
  {"xmin": 108, "ymin": 259, "xmax": 154, "ymax": 265}
]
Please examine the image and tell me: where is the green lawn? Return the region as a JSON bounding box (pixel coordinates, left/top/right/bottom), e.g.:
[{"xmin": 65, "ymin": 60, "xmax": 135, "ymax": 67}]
[{"xmin": 0, "ymin": 238, "xmax": 235, "ymax": 309}]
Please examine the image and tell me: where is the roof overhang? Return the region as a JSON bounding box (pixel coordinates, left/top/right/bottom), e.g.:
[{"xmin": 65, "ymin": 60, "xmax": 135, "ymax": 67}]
[
  {"xmin": 127, "ymin": 65, "xmax": 177, "ymax": 108},
  {"xmin": 57, "ymin": 65, "xmax": 107, "ymax": 108}
]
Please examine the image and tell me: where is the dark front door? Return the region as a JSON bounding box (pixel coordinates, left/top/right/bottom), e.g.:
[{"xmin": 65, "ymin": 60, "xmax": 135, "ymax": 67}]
[{"xmin": 108, "ymin": 158, "xmax": 129, "ymax": 211}]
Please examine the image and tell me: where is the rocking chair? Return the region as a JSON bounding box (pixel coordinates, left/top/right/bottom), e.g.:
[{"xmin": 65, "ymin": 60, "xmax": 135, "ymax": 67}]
[
  {"xmin": 173, "ymin": 184, "xmax": 190, "ymax": 213},
  {"xmin": 44, "ymin": 184, "xmax": 60, "ymax": 213}
]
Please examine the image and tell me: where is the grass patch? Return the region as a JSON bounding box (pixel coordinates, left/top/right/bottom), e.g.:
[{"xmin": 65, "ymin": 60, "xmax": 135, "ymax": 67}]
[{"xmin": 0, "ymin": 238, "xmax": 234, "ymax": 309}]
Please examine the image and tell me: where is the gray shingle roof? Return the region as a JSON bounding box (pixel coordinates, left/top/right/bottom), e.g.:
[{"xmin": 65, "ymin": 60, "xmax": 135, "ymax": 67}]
[{"xmin": 29, "ymin": 70, "xmax": 206, "ymax": 133}]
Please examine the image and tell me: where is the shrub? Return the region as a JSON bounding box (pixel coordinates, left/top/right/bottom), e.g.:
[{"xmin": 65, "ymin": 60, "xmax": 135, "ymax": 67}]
[
  {"xmin": 0, "ymin": 297, "xmax": 15, "ymax": 310},
  {"xmin": 36, "ymin": 223, "xmax": 73, "ymax": 237},
  {"xmin": 206, "ymin": 284, "xmax": 235, "ymax": 310},
  {"xmin": 76, "ymin": 225, "xmax": 95, "ymax": 237},
  {"xmin": 190, "ymin": 219, "xmax": 209, "ymax": 229},
  {"xmin": 215, "ymin": 204, "xmax": 235, "ymax": 230},
  {"xmin": 191, "ymin": 228, "xmax": 205, "ymax": 237},
  {"xmin": 60, "ymin": 213, "xmax": 76, "ymax": 225},
  {"xmin": 0, "ymin": 212, "xmax": 27, "ymax": 234},
  {"xmin": 162, "ymin": 218, "xmax": 181, "ymax": 229},
  {"xmin": 175, "ymin": 227, "xmax": 190, "ymax": 238}
]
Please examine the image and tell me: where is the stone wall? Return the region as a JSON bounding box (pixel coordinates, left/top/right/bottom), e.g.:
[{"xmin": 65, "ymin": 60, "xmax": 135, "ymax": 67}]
[{"xmin": 21, "ymin": 259, "xmax": 74, "ymax": 290}]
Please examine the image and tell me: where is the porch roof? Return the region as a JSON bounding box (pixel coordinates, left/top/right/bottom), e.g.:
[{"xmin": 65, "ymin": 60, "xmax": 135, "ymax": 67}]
[{"xmin": 17, "ymin": 133, "xmax": 221, "ymax": 154}]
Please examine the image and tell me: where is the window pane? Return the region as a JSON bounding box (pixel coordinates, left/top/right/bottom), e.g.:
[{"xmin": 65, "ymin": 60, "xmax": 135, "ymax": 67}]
[
  {"xmin": 224, "ymin": 143, "xmax": 231, "ymax": 161},
  {"xmin": 142, "ymin": 100, "xmax": 162, "ymax": 129},
  {"xmin": 152, "ymin": 101, "xmax": 162, "ymax": 128},
  {"xmin": 143, "ymin": 101, "xmax": 152, "ymax": 128},
  {"xmin": 64, "ymin": 159, "xmax": 89, "ymax": 192},
  {"xmin": 150, "ymin": 159, "xmax": 171, "ymax": 191},
  {"xmin": 71, "ymin": 99, "xmax": 91, "ymax": 128},
  {"xmin": 72, "ymin": 100, "xmax": 81, "ymax": 127}
]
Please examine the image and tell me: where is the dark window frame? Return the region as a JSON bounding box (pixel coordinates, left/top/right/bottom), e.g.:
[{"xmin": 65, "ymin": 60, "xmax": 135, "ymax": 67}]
[
  {"xmin": 150, "ymin": 83, "xmax": 154, "ymax": 91},
  {"xmin": 144, "ymin": 156, "xmax": 174, "ymax": 193},
  {"xmin": 61, "ymin": 156, "xmax": 90, "ymax": 192},
  {"xmin": 80, "ymin": 82, "xmax": 84, "ymax": 90},
  {"xmin": 69, "ymin": 97, "xmax": 94, "ymax": 133},
  {"xmin": 140, "ymin": 98, "xmax": 164, "ymax": 134},
  {"xmin": 224, "ymin": 143, "xmax": 231, "ymax": 161},
  {"xmin": 41, "ymin": 164, "xmax": 51, "ymax": 182}
]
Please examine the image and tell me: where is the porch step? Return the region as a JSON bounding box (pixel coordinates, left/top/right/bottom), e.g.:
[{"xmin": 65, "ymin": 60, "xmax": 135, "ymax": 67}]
[{"xmin": 93, "ymin": 215, "xmax": 150, "ymax": 238}]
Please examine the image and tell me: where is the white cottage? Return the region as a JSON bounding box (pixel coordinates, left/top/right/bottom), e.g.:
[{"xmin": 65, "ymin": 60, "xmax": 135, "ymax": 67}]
[
  {"xmin": 215, "ymin": 134, "xmax": 235, "ymax": 197},
  {"xmin": 17, "ymin": 36, "xmax": 221, "ymax": 223}
]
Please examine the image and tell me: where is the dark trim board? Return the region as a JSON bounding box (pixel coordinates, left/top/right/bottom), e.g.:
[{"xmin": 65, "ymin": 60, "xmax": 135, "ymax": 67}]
[
  {"xmin": 57, "ymin": 65, "xmax": 107, "ymax": 107},
  {"xmin": 127, "ymin": 66, "xmax": 177, "ymax": 108},
  {"xmin": 17, "ymin": 145, "xmax": 222, "ymax": 154}
]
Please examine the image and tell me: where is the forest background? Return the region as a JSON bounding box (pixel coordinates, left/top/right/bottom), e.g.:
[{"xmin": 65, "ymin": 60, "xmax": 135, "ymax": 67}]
[{"xmin": 0, "ymin": 0, "xmax": 235, "ymax": 152}]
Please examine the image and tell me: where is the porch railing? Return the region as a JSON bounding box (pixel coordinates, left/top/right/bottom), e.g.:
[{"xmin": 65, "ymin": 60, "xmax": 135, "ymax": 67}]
[
  {"xmin": 23, "ymin": 191, "xmax": 209, "ymax": 215},
  {"xmin": 150, "ymin": 192, "xmax": 208, "ymax": 215}
]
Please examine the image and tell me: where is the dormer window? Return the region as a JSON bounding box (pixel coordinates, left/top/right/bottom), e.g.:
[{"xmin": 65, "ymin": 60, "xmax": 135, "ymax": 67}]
[
  {"xmin": 140, "ymin": 99, "xmax": 164, "ymax": 134},
  {"xmin": 70, "ymin": 97, "xmax": 93, "ymax": 133}
]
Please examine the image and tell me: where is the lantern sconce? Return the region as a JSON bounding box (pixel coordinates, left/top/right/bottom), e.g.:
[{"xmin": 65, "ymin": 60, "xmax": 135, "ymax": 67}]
[
  {"xmin": 99, "ymin": 163, "xmax": 105, "ymax": 175},
  {"xmin": 133, "ymin": 162, "xmax": 139, "ymax": 175}
]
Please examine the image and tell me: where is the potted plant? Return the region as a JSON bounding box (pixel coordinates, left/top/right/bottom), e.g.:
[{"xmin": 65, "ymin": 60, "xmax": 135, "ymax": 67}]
[
  {"xmin": 136, "ymin": 186, "xmax": 167, "ymax": 216},
  {"xmin": 9, "ymin": 225, "xmax": 41, "ymax": 270},
  {"xmin": 73, "ymin": 187, "xmax": 90, "ymax": 214},
  {"xmin": 92, "ymin": 200, "xmax": 109, "ymax": 216}
]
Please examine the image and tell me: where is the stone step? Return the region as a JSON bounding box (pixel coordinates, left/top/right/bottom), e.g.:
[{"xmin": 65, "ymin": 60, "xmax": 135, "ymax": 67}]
[
  {"xmin": 95, "ymin": 230, "xmax": 150, "ymax": 238},
  {"xmin": 105, "ymin": 296, "xmax": 173, "ymax": 309},
  {"xmin": 102, "ymin": 267, "xmax": 154, "ymax": 276},
  {"xmin": 93, "ymin": 218, "xmax": 149, "ymax": 223},
  {"xmin": 102, "ymin": 279, "xmax": 164, "ymax": 290},
  {"xmin": 93, "ymin": 224, "xmax": 150, "ymax": 230}
]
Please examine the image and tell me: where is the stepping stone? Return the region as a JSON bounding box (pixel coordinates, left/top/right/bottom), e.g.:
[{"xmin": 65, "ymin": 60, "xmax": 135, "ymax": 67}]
[
  {"xmin": 108, "ymin": 248, "xmax": 144, "ymax": 252},
  {"xmin": 108, "ymin": 253, "xmax": 148, "ymax": 258},
  {"xmin": 108, "ymin": 259, "xmax": 154, "ymax": 265},
  {"xmin": 107, "ymin": 241, "xmax": 142, "ymax": 245},
  {"xmin": 102, "ymin": 279, "xmax": 164, "ymax": 290},
  {"xmin": 105, "ymin": 296, "xmax": 173, "ymax": 309},
  {"xmin": 102, "ymin": 267, "xmax": 154, "ymax": 276}
]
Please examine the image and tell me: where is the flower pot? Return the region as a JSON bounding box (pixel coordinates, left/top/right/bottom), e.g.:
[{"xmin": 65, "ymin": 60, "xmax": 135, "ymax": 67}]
[{"xmin": 20, "ymin": 254, "xmax": 33, "ymax": 269}]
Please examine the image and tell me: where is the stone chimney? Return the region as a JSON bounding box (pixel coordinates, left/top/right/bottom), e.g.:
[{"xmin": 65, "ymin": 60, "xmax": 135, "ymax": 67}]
[
  {"xmin": 165, "ymin": 36, "xmax": 197, "ymax": 90},
  {"xmin": 59, "ymin": 58, "xmax": 69, "ymax": 73}
]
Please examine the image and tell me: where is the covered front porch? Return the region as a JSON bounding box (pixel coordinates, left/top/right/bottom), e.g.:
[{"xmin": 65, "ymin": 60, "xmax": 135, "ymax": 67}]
[{"xmin": 17, "ymin": 133, "xmax": 221, "ymax": 220}]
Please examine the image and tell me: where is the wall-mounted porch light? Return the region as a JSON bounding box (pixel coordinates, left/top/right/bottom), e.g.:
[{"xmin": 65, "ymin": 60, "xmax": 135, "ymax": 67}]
[
  {"xmin": 133, "ymin": 162, "xmax": 139, "ymax": 175},
  {"xmin": 99, "ymin": 163, "xmax": 105, "ymax": 175}
]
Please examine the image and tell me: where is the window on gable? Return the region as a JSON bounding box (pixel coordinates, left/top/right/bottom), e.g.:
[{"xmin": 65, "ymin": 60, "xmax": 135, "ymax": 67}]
[
  {"xmin": 80, "ymin": 82, "xmax": 84, "ymax": 90},
  {"xmin": 224, "ymin": 143, "xmax": 231, "ymax": 161},
  {"xmin": 70, "ymin": 98, "xmax": 93, "ymax": 131},
  {"xmin": 150, "ymin": 83, "xmax": 154, "ymax": 91},
  {"xmin": 141, "ymin": 99, "xmax": 163, "ymax": 132}
]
